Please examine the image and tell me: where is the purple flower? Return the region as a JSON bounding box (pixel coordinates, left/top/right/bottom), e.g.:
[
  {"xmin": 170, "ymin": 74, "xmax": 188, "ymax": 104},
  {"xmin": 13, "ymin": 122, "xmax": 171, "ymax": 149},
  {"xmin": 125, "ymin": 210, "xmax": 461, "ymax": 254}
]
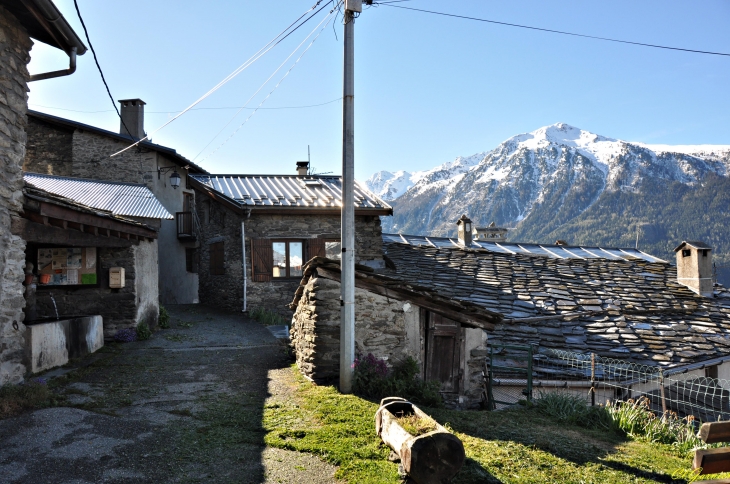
[{"xmin": 114, "ymin": 328, "xmax": 137, "ymax": 343}]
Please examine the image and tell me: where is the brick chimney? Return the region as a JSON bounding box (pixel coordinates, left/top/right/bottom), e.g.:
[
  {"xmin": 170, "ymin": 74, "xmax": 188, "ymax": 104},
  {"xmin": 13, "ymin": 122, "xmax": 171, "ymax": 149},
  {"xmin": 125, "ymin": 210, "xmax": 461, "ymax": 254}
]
[
  {"xmin": 674, "ymin": 241, "xmax": 713, "ymax": 297},
  {"xmin": 296, "ymin": 161, "xmax": 309, "ymax": 176},
  {"xmin": 118, "ymin": 98, "xmax": 146, "ymax": 140},
  {"xmin": 456, "ymin": 214, "xmax": 473, "ymax": 247}
]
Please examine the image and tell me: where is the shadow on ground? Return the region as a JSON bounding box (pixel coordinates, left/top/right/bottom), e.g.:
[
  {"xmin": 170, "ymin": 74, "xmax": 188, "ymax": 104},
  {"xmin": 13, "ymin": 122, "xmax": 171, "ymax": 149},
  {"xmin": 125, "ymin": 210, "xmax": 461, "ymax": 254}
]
[{"xmin": 0, "ymin": 305, "xmax": 300, "ymax": 484}]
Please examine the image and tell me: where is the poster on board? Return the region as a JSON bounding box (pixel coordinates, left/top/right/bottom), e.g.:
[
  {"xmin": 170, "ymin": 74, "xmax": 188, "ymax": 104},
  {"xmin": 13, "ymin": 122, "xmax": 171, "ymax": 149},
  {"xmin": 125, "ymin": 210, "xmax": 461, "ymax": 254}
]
[{"xmin": 38, "ymin": 247, "xmax": 98, "ymax": 286}]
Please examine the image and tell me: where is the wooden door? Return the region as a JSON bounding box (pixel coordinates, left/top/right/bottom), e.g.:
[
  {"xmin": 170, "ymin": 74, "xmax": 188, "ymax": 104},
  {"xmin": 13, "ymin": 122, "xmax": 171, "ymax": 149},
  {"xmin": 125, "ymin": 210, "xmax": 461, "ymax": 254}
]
[{"xmin": 425, "ymin": 312, "xmax": 462, "ymax": 393}]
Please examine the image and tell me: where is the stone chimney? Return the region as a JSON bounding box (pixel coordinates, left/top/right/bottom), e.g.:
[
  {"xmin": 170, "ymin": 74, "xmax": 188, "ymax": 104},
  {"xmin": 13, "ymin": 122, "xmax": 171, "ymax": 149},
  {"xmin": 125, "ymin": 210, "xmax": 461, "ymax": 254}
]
[
  {"xmin": 296, "ymin": 161, "xmax": 309, "ymax": 176},
  {"xmin": 473, "ymin": 221, "xmax": 508, "ymax": 243},
  {"xmin": 118, "ymin": 98, "xmax": 146, "ymax": 140},
  {"xmin": 674, "ymin": 241, "xmax": 713, "ymax": 297},
  {"xmin": 456, "ymin": 214, "xmax": 473, "ymax": 247}
]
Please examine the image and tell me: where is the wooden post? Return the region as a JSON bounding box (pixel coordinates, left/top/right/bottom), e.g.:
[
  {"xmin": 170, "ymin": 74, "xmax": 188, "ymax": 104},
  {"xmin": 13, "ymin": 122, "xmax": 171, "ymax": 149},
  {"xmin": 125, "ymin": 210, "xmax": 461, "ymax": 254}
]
[
  {"xmin": 659, "ymin": 369, "xmax": 667, "ymax": 414},
  {"xmin": 590, "ymin": 352, "xmax": 596, "ymax": 407}
]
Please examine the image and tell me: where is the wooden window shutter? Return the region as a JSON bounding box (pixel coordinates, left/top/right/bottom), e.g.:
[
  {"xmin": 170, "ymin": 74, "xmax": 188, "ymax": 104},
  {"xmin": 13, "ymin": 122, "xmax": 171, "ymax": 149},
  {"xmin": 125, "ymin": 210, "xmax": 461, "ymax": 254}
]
[
  {"xmin": 307, "ymin": 238, "xmax": 326, "ymax": 261},
  {"xmin": 210, "ymin": 242, "xmax": 224, "ymax": 275},
  {"xmin": 251, "ymin": 239, "xmax": 273, "ymax": 282}
]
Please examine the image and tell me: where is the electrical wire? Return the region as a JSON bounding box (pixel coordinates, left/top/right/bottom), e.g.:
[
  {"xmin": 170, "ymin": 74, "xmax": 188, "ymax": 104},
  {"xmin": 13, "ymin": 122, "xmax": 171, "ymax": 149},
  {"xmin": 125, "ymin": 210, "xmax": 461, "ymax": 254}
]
[
  {"xmin": 72, "ymin": 0, "xmax": 136, "ymax": 139},
  {"xmin": 196, "ymin": 7, "xmax": 338, "ymax": 164},
  {"xmin": 29, "ymin": 98, "xmax": 342, "ymax": 114},
  {"xmin": 110, "ymin": 0, "xmax": 333, "ymax": 157},
  {"xmin": 379, "ymin": 4, "xmax": 730, "ymax": 57}
]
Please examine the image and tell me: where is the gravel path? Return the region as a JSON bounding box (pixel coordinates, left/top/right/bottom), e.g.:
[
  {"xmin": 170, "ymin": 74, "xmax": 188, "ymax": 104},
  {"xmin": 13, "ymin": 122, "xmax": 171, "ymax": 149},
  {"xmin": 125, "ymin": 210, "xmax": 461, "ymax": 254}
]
[{"xmin": 0, "ymin": 305, "xmax": 339, "ymax": 483}]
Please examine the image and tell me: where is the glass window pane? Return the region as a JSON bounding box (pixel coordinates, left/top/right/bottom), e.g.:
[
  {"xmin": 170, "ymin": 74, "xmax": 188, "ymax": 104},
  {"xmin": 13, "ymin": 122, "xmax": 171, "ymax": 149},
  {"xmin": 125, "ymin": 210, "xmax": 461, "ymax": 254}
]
[
  {"xmin": 273, "ymin": 242, "xmax": 286, "ymax": 278},
  {"xmin": 289, "ymin": 242, "xmax": 303, "ymax": 277},
  {"xmin": 325, "ymin": 241, "xmax": 341, "ymax": 260}
]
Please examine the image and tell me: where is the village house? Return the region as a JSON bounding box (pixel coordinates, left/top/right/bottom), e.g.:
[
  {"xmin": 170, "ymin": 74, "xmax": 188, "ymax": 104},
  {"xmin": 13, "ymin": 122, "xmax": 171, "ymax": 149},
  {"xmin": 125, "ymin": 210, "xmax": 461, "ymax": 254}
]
[
  {"xmin": 23, "ymin": 105, "xmax": 207, "ymax": 305},
  {"xmin": 0, "ymin": 0, "xmax": 86, "ymax": 385},
  {"xmin": 290, "ymin": 217, "xmax": 730, "ymax": 409},
  {"xmin": 14, "ymin": 173, "xmax": 168, "ymax": 372},
  {"xmin": 188, "ymin": 162, "xmax": 392, "ymax": 316}
]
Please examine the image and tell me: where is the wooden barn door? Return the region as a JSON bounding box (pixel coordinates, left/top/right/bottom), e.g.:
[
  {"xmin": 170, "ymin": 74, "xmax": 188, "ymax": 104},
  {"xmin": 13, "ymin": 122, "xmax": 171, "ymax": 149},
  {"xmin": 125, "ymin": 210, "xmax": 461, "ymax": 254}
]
[{"xmin": 425, "ymin": 312, "xmax": 462, "ymax": 393}]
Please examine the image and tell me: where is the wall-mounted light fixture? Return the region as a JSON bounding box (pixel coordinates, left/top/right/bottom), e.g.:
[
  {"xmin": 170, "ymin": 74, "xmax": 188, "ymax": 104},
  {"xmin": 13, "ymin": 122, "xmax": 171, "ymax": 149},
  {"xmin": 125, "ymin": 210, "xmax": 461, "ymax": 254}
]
[{"xmin": 158, "ymin": 166, "xmax": 182, "ymax": 189}]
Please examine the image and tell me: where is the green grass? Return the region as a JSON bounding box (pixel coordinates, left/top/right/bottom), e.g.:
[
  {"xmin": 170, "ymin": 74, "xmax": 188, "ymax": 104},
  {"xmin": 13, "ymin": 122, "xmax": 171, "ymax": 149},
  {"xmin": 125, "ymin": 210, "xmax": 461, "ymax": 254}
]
[
  {"xmin": 249, "ymin": 307, "xmax": 287, "ymax": 326},
  {"xmin": 262, "ymin": 367, "xmax": 713, "ymax": 484},
  {"xmin": 0, "ymin": 380, "xmax": 58, "ymax": 418}
]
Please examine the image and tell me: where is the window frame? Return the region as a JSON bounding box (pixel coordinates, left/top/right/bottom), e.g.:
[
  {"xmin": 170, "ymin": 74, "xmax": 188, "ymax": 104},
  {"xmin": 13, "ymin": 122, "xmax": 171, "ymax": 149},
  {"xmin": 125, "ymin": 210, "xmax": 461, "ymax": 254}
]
[{"xmin": 271, "ymin": 239, "xmax": 305, "ymax": 279}]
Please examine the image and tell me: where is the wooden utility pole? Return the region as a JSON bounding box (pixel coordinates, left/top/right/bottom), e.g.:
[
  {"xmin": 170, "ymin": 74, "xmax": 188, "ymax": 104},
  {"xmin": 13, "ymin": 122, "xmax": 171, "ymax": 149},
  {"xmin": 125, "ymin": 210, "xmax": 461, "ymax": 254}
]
[{"xmin": 340, "ymin": 0, "xmax": 361, "ymax": 393}]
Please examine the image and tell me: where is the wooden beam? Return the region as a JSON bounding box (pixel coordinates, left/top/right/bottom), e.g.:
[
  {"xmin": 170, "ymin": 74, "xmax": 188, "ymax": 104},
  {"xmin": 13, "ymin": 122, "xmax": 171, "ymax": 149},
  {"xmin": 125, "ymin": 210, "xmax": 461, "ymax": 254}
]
[
  {"xmin": 11, "ymin": 217, "xmax": 135, "ymax": 248},
  {"xmin": 317, "ymin": 268, "xmax": 496, "ymax": 330},
  {"xmin": 699, "ymin": 422, "xmax": 730, "ymax": 444},
  {"xmin": 38, "ymin": 202, "xmax": 157, "ymax": 239},
  {"xmin": 694, "ymin": 448, "xmax": 730, "ymax": 475}
]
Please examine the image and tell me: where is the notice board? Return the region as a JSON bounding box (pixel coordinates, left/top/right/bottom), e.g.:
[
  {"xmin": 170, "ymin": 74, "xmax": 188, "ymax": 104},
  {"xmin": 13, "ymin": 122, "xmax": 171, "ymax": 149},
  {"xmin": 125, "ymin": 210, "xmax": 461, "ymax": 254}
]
[{"xmin": 37, "ymin": 247, "xmax": 98, "ymax": 286}]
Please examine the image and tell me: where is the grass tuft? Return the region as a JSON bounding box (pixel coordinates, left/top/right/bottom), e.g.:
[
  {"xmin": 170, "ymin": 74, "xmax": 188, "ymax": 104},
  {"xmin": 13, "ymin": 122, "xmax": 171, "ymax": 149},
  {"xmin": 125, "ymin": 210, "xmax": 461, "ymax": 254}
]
[
  {"xmin": 395, "ymin": 413, "xmax": 439, "ymax": 436},
  {"xmin": 249, "ymin": 307, "xmax": 287, "ymax": 326},
  {"xmin": 0, "ymin": 379, "xmax": 56, "ymax": 419}
]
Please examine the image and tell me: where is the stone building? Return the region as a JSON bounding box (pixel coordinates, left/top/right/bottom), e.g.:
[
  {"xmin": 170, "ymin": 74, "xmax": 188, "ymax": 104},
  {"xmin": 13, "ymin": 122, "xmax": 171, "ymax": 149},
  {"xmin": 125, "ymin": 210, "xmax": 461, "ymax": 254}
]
[
  {"xmin": 189, "ymin": 165, "xmax": 392, "ymax": 316},
  {"xmin": 23, "ymin": 107, "xmax": 207, "ymax": 305},
  {"xmin": 290, "ymin": 222, "xmax": 730, "ymax": 409},
  {"xmin": 17, "ymin": 173, "xmax": 171, "ymax": 337},
  {"xmin": 0, "ymin": 0, "xmax": 86, "ymax": 385}
]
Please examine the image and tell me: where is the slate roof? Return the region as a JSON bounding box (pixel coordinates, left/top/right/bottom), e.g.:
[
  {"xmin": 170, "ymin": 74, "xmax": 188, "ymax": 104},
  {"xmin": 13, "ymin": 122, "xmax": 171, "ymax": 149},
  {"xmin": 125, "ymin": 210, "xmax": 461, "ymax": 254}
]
[
  {"xmin": 190, "ymin": 174, "xmax": 392, "ymax": 214},
  {"xmin": 24, "ymin": 172, "xmax": 173, "ymax": 219},
  {"xmin": 382, "ymin": 233, "xmax": 666, "ymax": 263},
  {"xmin": 293, "ymin": 241, "xmax": 730, "ymax": 368}
]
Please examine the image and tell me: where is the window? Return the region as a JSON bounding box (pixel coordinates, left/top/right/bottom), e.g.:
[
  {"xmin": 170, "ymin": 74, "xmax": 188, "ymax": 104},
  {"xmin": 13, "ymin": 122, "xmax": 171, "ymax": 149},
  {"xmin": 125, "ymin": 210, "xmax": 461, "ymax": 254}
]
[
  {"xmin": 210, "ymin": 242, "xmax": 224, "ymax": 275},
  {"xmin": 186, "ymin": 248, "xmax": 199, "ymax": 273},
  {"xmin": 706, "ymin": 365, "xmax": 719, "ymax": 379},
  {"xmin": 325, "ymin": 240, "xmax": 341, "ymax": 260},
  {"xmin": 702, "ymin": 249, "xmax": 709, "ymax": 258},
  {"xmin": 682, "ymin": 249, "xmax": 691, "ymax": 258},
  {"xmin": 272, "ymin": 241, "xmax": 303, "ymax": 278}
]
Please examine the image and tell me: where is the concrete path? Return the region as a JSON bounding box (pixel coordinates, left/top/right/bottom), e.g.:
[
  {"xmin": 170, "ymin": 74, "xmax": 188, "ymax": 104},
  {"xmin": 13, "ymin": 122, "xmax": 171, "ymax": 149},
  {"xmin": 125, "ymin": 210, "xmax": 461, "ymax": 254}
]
[{"xmin": 0, "ymin": 305, "xmax": 338, "ymax": 484}]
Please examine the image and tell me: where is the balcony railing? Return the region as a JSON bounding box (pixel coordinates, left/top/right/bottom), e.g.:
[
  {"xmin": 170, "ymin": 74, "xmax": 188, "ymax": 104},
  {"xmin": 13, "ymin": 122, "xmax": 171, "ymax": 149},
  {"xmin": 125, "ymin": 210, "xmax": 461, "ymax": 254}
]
[{"xmin": 176, "ymin": 211, "xmax": 195, "ymax": 240}]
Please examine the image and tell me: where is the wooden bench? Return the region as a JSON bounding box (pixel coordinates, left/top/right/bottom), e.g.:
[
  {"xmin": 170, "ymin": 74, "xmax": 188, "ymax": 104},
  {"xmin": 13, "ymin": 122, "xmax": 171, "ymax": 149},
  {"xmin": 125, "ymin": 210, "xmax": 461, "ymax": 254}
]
[{"xmin": 693, "ymin": 421, "xmax": 730, "ymax": 483}]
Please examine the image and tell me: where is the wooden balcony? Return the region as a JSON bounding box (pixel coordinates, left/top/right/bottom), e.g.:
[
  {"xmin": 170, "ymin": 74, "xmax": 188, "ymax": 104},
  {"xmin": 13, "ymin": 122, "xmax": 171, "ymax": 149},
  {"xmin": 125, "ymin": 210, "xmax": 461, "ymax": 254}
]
[{"xmin": 176, "ymin": 211, "xmax": 196, "ymax": 240}]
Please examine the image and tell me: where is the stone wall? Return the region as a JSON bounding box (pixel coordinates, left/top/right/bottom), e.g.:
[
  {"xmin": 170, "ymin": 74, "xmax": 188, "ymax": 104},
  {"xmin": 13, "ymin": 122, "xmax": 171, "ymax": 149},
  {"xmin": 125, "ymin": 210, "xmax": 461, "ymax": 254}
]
[
  {"xmin": 71, "ymin": 130, "xmax": 156, "ymax": 184},
  {"xmin": 196, "ymin": 196, "xmax": 384, "ymax": 316},
  {"xmin": 32, "ymin": 241, "xmax": 158, "ymax": 338},
  {"xmin": 290, "ymin": 276, "xmax": 421, "ymax": 382},
  {"xmin": 0, "ymin": 7, "xmax": 31, "ymax": 385},
  {"xmin": 23, "ymin": 117, "xmax": 73, "ymax": 176}
]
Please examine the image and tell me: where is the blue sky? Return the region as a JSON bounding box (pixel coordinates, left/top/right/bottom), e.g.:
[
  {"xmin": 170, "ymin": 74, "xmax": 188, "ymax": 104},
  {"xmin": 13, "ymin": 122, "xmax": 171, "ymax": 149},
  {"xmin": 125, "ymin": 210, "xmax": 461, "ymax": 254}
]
[{"xmin": 28, "ymin": 0, "xmax": 730, "ymax": 180}]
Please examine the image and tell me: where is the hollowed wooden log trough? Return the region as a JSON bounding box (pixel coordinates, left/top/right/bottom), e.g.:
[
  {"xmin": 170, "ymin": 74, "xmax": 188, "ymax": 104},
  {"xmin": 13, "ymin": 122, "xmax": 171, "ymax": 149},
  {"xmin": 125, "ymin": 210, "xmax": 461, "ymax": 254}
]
[{"xmin": 375, "ymin": 397, "xmax": 465, "ymax": 484}]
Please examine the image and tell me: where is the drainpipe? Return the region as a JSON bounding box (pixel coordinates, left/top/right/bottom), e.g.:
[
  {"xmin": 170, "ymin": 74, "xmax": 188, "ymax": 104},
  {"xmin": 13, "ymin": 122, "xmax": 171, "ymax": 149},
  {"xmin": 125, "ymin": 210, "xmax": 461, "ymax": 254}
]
[
  {"xmin": 29, "ymin": 47, "xmax": 77, "ymax": 82},
  {"xmin": 241, "ymin": 222, "xmax": 247, "ymax": 312}
]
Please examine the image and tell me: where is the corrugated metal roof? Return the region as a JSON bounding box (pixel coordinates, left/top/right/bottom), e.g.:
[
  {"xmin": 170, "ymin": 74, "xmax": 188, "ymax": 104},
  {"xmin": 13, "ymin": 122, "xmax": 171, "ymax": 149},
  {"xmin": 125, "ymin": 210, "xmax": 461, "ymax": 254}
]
[
  {"xmin": 23, "ymin": 172, "xmax": 173, "ymax": 220},
  {"xmin": 190, "ymin": 174, "xmax": 391, "ymax": 211},
  {"xmin": 382, "ymin": 233, "xmax": 666, "ymax": 263}
]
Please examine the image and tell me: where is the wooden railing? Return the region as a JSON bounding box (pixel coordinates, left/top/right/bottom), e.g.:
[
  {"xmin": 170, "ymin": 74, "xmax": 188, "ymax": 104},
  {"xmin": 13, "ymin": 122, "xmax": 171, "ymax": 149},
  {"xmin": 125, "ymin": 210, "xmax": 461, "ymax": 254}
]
[{"xmin": 176, "ymin": 211, "xmax": 195, "ymax": 239}]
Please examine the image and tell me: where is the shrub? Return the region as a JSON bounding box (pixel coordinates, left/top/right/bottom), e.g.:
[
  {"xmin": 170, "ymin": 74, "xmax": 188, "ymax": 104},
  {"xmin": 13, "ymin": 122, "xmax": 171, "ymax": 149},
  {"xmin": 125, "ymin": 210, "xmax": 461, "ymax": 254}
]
[
  {"xmin": 606, "ymin": 397, "xmax": 703, "ymax": 454},
  {"xmin": 534, "ymin": 391, "xmax": 615, "ymax": 430},
  {"xmin": 114, "ymin": 328, "xmax": 137, "ymax": 343},
  {"xmin": 136, "ymin": 322, "xmax": 152, "ymax": 341},
  {"xmin": 250, "ymin": 307, "xmax": 287, "ymax": 326},
  {"xmin": 159, "ymin": 306, "xmax": 170, "ymax": 329},
  {"xmin": 352, "ymin": 353, "xmax": 442, "ymax": 407}
]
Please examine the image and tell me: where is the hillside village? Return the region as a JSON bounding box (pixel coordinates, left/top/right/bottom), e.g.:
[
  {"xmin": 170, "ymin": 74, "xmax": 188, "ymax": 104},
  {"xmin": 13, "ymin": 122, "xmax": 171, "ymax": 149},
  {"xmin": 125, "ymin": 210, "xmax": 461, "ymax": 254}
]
[{"xmin": 1, "ymin": 1, "xmax": 730, "ymax": 483}]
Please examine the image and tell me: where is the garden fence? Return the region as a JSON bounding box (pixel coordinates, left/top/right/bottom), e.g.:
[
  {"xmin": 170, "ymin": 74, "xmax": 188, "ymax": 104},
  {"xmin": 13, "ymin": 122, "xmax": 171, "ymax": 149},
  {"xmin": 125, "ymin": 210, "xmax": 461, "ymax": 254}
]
[{"xmin": 485, "ymin": 345, "xmax": 730, "ymax": 423}]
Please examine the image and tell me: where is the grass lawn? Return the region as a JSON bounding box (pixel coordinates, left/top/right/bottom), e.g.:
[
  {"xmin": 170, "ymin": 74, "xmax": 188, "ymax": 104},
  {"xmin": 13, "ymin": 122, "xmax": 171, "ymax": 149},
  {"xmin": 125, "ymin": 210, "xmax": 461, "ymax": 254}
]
[{"xmin": 264, "ymin": 367, "xmax": 709, "ymax": 484}]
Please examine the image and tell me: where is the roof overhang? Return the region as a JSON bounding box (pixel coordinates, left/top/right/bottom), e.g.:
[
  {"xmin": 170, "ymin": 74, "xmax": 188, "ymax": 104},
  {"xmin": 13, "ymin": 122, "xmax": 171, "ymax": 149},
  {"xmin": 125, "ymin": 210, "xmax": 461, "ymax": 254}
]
[{"xmin": 2, "ymin": 0, "xmax": 87, "ymax": 55}]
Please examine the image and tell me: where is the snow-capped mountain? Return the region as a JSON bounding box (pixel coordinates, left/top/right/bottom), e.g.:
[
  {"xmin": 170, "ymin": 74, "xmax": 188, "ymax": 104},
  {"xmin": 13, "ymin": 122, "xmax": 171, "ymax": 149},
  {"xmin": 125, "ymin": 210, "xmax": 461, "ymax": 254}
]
[{"xmin": 368, "ymin": 123, "xmax": 730, "ymax": 252}]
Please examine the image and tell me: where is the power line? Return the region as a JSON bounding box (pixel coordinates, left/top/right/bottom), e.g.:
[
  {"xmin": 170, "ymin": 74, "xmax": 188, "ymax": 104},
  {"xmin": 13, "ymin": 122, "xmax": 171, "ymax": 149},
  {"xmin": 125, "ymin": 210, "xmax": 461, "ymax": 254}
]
[
  {"xmin": 28, "ymin": 98, "xmax": 342, "ymax": 114},
  {"xmin": 72, "ymin": 0, "xmax": 137, "ymax": 139},
  {"xmin": 111, "ymin": 0, "xmax": 334, "ymax": 157},
  {"xmin": 196, "ymin": 6, "xmax": 338, "ymax": 163},
  {"xmin": 379, "ymin": 4, "xmax": 730, "ymax": 57}
]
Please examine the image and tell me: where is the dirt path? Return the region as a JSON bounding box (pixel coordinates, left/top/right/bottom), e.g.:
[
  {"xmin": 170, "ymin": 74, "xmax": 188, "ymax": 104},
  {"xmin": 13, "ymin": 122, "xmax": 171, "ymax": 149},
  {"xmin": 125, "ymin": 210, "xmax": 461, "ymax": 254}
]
[{"xmin": 0, "ymin": 305, "xmax": 338, "ymax": 484}]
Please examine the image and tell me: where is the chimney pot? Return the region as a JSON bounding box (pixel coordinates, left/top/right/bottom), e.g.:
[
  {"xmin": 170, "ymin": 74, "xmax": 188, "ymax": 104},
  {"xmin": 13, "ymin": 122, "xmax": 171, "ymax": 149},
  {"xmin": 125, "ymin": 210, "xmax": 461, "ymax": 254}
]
[
  {"xmin": 674, "ymin": 240, "xmax": 713, "ymax": 297},
  {"xmin": 118, "ymin": 98, "xmax": 146, "ymax": 140},
  {"xmin": 296, "ymin": 161, "xmax": 309, "ymax": 176},
  {"xmin": 456, "ymin": 214, "xmax": 473, "ymax": 247}
]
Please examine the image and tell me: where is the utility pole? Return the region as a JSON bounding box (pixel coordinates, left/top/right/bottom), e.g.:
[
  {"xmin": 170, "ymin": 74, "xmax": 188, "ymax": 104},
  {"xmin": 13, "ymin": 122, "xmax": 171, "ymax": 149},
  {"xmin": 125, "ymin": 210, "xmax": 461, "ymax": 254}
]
[{"xmin": 340, "ymin": 0, "xmax": 362, "ymax": 393}]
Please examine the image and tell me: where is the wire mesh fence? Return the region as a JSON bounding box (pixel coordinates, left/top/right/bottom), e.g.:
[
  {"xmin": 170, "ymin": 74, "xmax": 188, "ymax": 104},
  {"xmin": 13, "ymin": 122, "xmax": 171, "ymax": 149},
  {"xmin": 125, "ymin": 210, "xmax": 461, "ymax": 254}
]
[{"xmin": 485, "ymin": 345, "xmax": 730, "ymax": 423}]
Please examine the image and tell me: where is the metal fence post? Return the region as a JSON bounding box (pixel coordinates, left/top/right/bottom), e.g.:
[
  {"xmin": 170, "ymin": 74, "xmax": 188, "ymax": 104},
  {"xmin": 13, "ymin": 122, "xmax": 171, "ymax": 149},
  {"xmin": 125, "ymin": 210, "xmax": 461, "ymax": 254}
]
[
  {"xmin": 590, "ymin": 352, "xmax": 596, "ymax": 407},
  {"xmin": 659, "ymin": 368, "xmax": 667, "ymax": 414},
  {"xmin": 527, "ymin": 344, "xmax": 533, "ymax": 402}
]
